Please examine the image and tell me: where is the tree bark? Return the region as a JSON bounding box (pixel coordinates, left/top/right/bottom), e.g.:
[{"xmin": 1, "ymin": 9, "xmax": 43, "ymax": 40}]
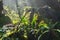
[{"xmin": 0, "ymin": 0, "xmax": 3, "ymax": 17}]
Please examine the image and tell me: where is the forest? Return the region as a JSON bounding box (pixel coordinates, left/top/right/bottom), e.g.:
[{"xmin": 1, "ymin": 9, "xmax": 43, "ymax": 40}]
[{"xmin": 0, "ymin": 0, "xmax": 60, "ymax": 40}]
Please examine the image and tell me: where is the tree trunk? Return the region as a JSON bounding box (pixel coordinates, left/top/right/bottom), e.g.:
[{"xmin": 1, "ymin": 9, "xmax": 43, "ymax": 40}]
[{"xmin": 0, "ymin": 0, "xmax": 3, "ymax": 17}]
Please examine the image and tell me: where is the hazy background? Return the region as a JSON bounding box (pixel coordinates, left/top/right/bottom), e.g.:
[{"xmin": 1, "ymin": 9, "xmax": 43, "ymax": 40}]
[{"xmin": 3, "ymin": 0, "xmax": 46, "ymax": 11}]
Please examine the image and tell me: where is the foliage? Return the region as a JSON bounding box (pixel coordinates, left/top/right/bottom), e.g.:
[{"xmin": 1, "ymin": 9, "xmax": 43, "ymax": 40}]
[
  {"xmin": 3, "ymin": 6, "xmax": 20, "ymax": 24},
  {"xmin": 1, "ymin": 6, "xmax": 60, "ymax": 40}
]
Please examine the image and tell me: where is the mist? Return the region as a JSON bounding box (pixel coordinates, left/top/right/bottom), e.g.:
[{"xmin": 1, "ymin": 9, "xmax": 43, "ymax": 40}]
[{"xmin": 3, "ymin": 0, "xmax": 46, "ymax": 10}]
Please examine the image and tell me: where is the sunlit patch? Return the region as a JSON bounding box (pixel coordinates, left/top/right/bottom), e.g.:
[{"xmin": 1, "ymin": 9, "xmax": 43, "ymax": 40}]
[
  {"xmin": 24, "ymin": 35, "xmax": 27, "ymax": 38},
  {"xmin": 6, "ymin": 30, "xmax": 11, "ymax": 35},
  {"xmin": 12, "ymin": 20, "xmax": 19, "ymax": 24},
  {"xmin": 3, "ymin": 6, "xmax": 9, "ymax": 11},
  {"xmin": 39, "ymin": 20, "xmax": 48, "ymax": 29},
  {"xmin": 3, "ymin": 6, "xmax": 20, "ymax": 24},
  {"xmin": 31, "ymin": 13, "xmax": 38, "ymax": 24}
]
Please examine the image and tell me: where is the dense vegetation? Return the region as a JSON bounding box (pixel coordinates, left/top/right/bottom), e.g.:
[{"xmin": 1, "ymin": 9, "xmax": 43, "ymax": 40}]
[{"xmin": 0, "ymin": 0, "xmax": 60, "ymax": 40}]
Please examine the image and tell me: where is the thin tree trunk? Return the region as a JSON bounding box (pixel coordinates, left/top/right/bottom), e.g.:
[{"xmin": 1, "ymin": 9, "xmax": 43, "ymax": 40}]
[{"xmin": 0, "ymin": 0, "xmax": 3, "ymax": 17}]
